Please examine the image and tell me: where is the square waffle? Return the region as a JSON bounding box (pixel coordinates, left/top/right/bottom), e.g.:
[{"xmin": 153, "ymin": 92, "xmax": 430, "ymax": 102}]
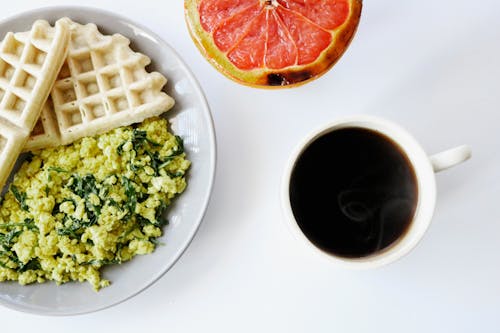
[
  {"xmin": 24, "ymin": 18, "xmax": 175, "ymax": 151},
  {"xmin": 0, "ymin": 19, "xmax": 69, "ymax": 189}
]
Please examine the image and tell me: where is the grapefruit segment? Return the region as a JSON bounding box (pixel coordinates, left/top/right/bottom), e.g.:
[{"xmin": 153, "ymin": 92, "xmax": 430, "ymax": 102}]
[
  {"xmin": 277, "ymin": 0, "xmax": 350, "ymax": 30},
  {"xmin": 276, "ymin": 6, "xmax": 332, "ymax": 65},
  {"xmin": 186, "ymin": 0, "xmax": 362, "ymax": 87},
  {"xmin": 227, "ymin": 10, "xmax": 268, "ymax": 70},
  {"xmin": 213, "ymin": 4, "xmax": 262, "ymax": 52},
  {"xmin": 199, "ymin": 0, "xmax": 259, "ymax": 32},
  {"xmin": 265, "ymin": 10, "xmax": 297, "ymax": 69}
]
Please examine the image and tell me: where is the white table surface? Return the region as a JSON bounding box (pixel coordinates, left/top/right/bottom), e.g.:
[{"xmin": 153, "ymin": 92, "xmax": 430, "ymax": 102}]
[{"xmin": 1, "ymin": 0, "xmax": 499, "ymax": 331}]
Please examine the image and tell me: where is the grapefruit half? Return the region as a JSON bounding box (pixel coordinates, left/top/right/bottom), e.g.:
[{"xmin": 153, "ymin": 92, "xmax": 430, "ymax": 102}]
[{"xmin": 185, "ymin": 0, "xmax": 362, "ymax": 88}]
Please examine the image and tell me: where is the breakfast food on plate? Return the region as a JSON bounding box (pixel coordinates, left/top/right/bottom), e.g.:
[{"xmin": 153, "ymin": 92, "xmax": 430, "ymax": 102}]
[
  {"xmin": 185, "ymin": 0, "xmax": 362, "ymax": 87},
  {"xmin": 25, "ymin": 97, "xmax": 60, "ymax": 151},
  {"xmin": 24, "ymin": 17, "xmax": 175, "ymax": 151},
  {"xmin": 0, "ymin": 117, "xmax": 190, "ymax": 290},
  {"xmin": 0, "ymin": 19, "xmax": 69, "ymax": 191},
  {"xmin": 0, "ymin": 18, "xmax": 188, "ymax": 290}
]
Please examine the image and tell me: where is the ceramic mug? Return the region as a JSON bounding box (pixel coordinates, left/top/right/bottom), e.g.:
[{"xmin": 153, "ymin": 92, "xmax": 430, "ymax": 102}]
[{"xmin": 281, "ymin": 115, "xmax": 471, "ymax": 268}]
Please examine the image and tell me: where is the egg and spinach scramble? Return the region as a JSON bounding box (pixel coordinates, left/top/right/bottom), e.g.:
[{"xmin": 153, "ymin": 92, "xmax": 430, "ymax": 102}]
[{"xmin": 0, "ymin": 117, "xmax": 190, "ymax": 290}]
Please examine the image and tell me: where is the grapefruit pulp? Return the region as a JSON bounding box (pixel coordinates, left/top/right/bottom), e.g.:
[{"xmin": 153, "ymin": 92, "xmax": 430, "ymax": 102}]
[{"xmin": 185, "ymin": 0, "xmax": 362, "ymax": 87}]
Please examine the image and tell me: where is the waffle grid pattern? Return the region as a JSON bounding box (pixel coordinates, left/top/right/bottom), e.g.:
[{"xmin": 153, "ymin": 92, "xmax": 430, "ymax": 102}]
[
  {"xmin": 0, "ymin": 19, "xmax": 69, "ymax": 188},
  {"xmin": 0, "ymin": 21, "xmax": 57, "ymax": 130},
  {"xmin": 25, "ymin": 18, "xmax": 174, "ymax": 150}
]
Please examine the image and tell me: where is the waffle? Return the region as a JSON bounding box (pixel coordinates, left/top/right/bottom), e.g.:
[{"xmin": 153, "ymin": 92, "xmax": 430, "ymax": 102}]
[
  {"xmin": 24, "ymin": 18, "xmax": 175, "ymax": 151},
  {"xmin": 25, "ymin": 97, "xmax": 60, "ymax": 151},
  {"xmin": 0, "ymin": 118, "xmax": 28, "ymax": 190},
  {"xmin": 0, "ymin": 19, "xmax": 69, "ymax": 189}
]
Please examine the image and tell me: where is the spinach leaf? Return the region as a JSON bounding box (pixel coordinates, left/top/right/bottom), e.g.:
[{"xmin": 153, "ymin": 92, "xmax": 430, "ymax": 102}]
[
  {"xmin": 56, "ymin": 216, "xmax": 97, "ymax": 239},
  {"xmin": 174, "ymin": 135, "xmax": 184, "ymax": 155},
  {"xmin": 150, "ymin": 238, "xmax": 165, "ymax": 247},
  {"xmin": 166, "ymin": 170, "xmax": 185, "ymax": 178},
  {"xmin": 0, "ymin": 218, "xmax": 37, "ymax": 231},
  {"xmin": 131, "ymin": 129, "xmax": 161, "ymax": 151},
  {"xmin": 135, "ymin": 200, "xmax": 168, "ymax": 228},
  {"xmin": 154, "ymin": 201, "xmax": 169, "ymax": 228},
  {"xmin": 18, "ymin": 258, "xmax": 41, "ymax": 272},
  {"xmin": 106, "ymin": 198, "xmax": 120, "ymax": 208},
  {"xmin": 51, "ymin": 198, "xmax": 77, "ymax": 215},
  {"xmin": 122, "ymin": 177, "xmax": 137, "ymax": 220},
  {"xmin": 146, "ymin": 151, "xmax": 164, "ymax": 176},
  {"xmin": 117, "ymin": 129, "xmax": 160, "ymax": 155},
  {"xmin": 67, "ymin": 174, "xmax": 98, "ymax": 198},
  {"xmin": 10, "ymin": 185, "xmax": 29, "ymax": 212},
  {"xmin": 81, "ymin": 257, "xmax": 122, "ymax": 266},
  {"xmin": 117, "ymin": 142, "xmax": 125, "ymax": 155},
  {"xmin": 67, "ymin": 174, "xmax": 101, "ymax": 219},
  {"xmin": 0, "ymin": 252, "xmax": 41, "ymax": 272},
  {"xmin": 142, "ymin": 136, "xmax": 185, "ymax": 176},
  {"xmin": 136, "ymin": 215, "xmax": 151, "ymax": 228},
  {"xmin": 47, "ymin": 166, "xmax": 68, "ymax": 173},
  {"xmin": 0, "ymin": 230, "xmax": 22, "ymax": 249}
]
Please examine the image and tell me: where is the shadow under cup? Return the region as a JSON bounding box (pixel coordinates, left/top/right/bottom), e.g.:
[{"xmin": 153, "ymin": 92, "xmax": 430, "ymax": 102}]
[{"xmin": 283, "ymin": 119, "xmax": 438, "ymax": 267}]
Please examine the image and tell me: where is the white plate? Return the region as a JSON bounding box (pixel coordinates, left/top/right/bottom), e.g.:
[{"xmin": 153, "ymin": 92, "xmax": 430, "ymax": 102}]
[{"xmin": 0, "ymin": 6, "xmax": 216, "ymax": 315}]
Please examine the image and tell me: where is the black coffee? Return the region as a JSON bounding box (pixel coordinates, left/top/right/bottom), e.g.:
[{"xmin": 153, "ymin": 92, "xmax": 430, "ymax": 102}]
[{"xmin": 289, "ymin": 127, "xmax": 418, "ymax": 258}]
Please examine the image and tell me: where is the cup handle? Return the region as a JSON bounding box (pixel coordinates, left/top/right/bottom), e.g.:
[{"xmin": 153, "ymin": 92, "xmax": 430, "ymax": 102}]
[{"xmin": 429, "ymin": 145, "xmax": 471, "ymax": 173}]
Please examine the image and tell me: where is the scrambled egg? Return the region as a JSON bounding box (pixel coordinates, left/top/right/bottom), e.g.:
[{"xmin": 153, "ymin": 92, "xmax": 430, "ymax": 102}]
[{"xmin": 0, "ymin": 117, "xmax": 190, "ymax": 290}]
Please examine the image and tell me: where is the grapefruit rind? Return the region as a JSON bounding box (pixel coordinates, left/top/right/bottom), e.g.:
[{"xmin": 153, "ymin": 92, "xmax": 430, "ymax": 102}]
[{"xmin": 185, "ymin": 0, "xmax": 362, "ymax": 88}]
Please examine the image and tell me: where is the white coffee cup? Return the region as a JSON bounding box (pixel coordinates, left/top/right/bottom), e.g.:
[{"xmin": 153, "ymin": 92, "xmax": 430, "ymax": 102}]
[{"xmin": 281, "ymin": 115, "xmax": 471, "ymax": 268}]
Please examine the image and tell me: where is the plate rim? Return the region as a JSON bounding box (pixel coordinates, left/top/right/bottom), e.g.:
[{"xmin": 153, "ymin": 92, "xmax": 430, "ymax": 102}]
[{"xmin": 0, "ymin": 5, "xmax": 217, "ymax": 316}]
